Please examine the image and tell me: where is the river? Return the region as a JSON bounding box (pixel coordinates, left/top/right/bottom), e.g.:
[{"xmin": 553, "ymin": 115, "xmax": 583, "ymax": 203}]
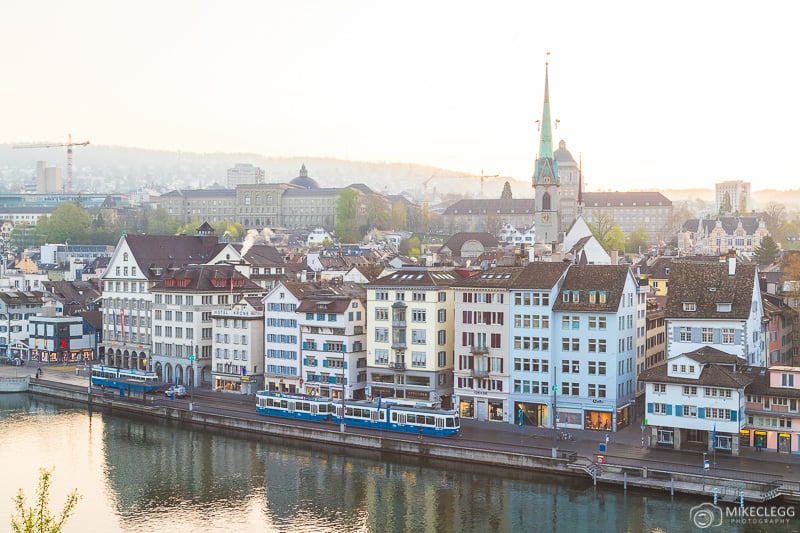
[{"xmin": 0, "ymin": 393, "xmax": 791, "ymax": 532}]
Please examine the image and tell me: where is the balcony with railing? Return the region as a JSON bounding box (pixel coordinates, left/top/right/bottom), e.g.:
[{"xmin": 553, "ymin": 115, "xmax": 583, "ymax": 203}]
[
  {"xmin": 392, "ymin": 361, "xmax": 406, "ymax": 371},
  {"xmin": 471, "ymin": 368, "xmax": 489, "ymax": 378},
  {"xmin": 470, "ymin": 344, "xmax": 489, "ymax": 355}
]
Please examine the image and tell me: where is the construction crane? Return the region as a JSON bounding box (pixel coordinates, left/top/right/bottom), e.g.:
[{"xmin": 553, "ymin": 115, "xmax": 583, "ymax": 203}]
[{"xmin": 13, "ymin": 133, "xmax": 90, "ymax": 193}]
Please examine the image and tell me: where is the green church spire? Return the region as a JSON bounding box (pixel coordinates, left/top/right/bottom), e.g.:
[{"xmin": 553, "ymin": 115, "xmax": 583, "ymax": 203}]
[
  {"xmin": 539, "ymin": 59, "xmax": 554, "ymax": 159},
  {"xmin": 533, "ymin": 54, "xmax": 558, "ymax": 185}
]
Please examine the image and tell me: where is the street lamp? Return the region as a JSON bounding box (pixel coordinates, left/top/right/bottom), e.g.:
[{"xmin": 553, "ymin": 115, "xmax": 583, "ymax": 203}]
[
  {"xmin": 340, "ymin": 347, "xmax": 346, "ymax": 433},
  {"xmin": 552, "ymin": 384, "xmax": 558, "ymax": 457}
]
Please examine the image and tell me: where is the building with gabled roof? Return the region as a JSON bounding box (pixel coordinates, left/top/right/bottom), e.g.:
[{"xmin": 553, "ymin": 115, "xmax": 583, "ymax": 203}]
[
  {"xmin": 743, "ymin": 365, "xmax": 800, "ymax": 453},
  {"xmin": 365, "ymin": 268, "xmax": 463, "ymax": 407},
  {"xmin": 453, "ymin": 267, "xmax": 525, "ymax": 422},
  {"xmin": 440, "ymin": 232, "xmax": 500, "ymax": 259},
  {"xmin": 296, "ymin": 282, "xmax": 367, "ymax": 400},
  {"xmin": 211, "ymin": 296, "xmax": 265, "ymax": 395},
  {"xmin": 677, "ymin": 216, "xmax": 769, "ymax": 257},
  {"xmin": 100, "ymin": 230, "xmax": 221, "ymax": 373},
  {"xmin": 665, "ymin": 253, "xmax": 765, "ymax": 366},
  {"xmin": 639, "ymin": 347, "xmax": 752, "ymax": 455},
  {"xmin": 549, "ymin": 264, "xmax": 644, "ymax": 432},
  {"xmin": 149, "ymin": 265, "xmax": 262, "ymax": 387}
]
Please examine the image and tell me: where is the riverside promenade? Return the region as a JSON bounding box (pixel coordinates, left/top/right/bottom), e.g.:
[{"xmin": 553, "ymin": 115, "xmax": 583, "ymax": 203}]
[{"xmin": 4, "ymin": 364, "xmax": 800, "ymax": 504}]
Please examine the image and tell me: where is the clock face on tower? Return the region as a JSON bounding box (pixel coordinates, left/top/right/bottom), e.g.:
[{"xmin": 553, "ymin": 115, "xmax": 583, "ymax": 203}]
[{"xmin": 542, "ymin": 213, "xmax": 551, "ymax": 223}]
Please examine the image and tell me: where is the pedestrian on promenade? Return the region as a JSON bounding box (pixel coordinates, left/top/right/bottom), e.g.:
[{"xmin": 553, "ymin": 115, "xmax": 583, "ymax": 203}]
[{"xmin": 418, "ymin": 426, "xmax": 423, "ymax": 441}]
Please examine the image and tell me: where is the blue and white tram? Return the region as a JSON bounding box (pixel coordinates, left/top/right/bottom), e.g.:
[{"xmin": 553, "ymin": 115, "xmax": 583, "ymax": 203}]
[
  {"xmin": 90, "ymin": 365, "xmax": 161, "ymax": 393},
  {"xmin": 331, "ymin": 400, "xmax": 460, "ymax": 437},
  {"xmin": 255, "ymin": 390, "xmax": 333, "ymax": 422}
]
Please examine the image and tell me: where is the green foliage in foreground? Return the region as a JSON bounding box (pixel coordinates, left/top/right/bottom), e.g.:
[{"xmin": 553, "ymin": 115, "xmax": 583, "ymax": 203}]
[{"xmin": 11, "ymin": 468, "xmax": 81, "ymax": 533}]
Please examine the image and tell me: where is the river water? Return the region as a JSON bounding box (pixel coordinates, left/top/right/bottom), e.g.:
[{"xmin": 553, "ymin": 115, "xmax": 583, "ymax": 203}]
[{"xmin": 0, "ymin": 393, "xmax": 792, "ymax": 532}]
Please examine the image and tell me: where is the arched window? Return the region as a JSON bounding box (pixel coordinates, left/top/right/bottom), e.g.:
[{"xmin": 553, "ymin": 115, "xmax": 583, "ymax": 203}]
[{"xmin": 542, "ymin": 192, "xmax": 551, "ymax": 211}]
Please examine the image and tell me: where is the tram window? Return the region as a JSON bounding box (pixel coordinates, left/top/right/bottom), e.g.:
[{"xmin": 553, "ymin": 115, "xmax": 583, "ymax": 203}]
[
  {"xmin": 280, "ymin": 400, "xmax": 288, "ymax": 409},
  {"xmin": 426, "ymin": 416, "xmax": 434, "ymax": 426},
  {"xmin": 391, "ymin": 412, "xmax": 397, "ymax": 422},
  {"xmin": 446, "ymin": 418, "xmax": 454, "ymax": 427}
]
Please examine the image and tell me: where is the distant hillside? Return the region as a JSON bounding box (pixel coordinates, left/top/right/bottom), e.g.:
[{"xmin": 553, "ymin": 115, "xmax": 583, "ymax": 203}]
[{"xmin": 1, "ymin": 144, "xmax": 797, "ymax": 212}]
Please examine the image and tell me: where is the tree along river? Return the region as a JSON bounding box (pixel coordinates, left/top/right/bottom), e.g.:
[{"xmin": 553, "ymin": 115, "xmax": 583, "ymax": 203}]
[{"xmin": 0, "ymin": 393, "xmax": 790, "ymax": 533}]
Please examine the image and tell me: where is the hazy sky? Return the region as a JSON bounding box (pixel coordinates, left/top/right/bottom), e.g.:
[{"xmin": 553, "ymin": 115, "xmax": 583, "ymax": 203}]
[{"xmin": 2, "ymin": 1, "xmax": 798, "ymax": 191}]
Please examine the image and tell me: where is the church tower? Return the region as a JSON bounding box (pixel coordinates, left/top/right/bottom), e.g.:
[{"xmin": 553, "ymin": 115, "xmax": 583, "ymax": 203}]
[{"xmin": 532, "ymin": 56, "xmax": 560, "ymax": 248}]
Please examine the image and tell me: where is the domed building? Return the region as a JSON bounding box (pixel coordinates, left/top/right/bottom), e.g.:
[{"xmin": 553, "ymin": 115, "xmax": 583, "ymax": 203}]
[{"xmin": 288, "ymin": 164, "xmax": 320, "ymax": 190}]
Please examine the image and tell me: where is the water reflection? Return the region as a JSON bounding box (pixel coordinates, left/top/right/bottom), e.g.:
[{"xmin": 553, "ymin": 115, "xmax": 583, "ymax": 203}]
[{"xmin": 0, "ymin": 394, "xmax": 792, "ymax": 532}]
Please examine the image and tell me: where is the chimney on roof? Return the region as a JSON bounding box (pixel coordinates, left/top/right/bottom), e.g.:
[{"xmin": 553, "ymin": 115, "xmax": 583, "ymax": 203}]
[
  {"xmin": 611, "ymin": 249, "xmax": 619, "ymax": 265},
  {"xmin": 728, "ymin": 250, "xmax": 736, "ymax": 276}
]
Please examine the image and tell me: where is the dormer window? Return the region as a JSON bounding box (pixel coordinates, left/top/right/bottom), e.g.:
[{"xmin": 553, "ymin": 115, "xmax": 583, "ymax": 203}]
[
  {"xmin": 683, "ymin": 302, "xmax": 697, "ymax": 312},
  {"xmin": 572, "ymin": 291, "xmax": 580, "ymax": 303},
  {"xmin": 599, "ymin": 291, "xmax": 607, "ymax": 304},
  {"xmin": 717, "ymin": 303, "xmax": 732, "ymax": 312}
]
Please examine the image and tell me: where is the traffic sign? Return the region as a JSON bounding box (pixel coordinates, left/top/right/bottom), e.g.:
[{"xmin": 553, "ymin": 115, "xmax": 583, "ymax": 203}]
[
  {"xmin": 188, "ymin": 355, "xmax": 196, "ymax": 361},
  {"xmin": 599, "ymin": 443, "xmax": 606, "ymax": 453}
]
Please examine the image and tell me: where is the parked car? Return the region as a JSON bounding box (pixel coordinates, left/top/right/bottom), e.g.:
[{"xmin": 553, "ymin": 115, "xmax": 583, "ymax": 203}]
[
  {"xmin": 0, "ymin": 357, "xmax": 15, "ymax": 366},
  {"xmin": 165, "ymin": 385, "xmax": 187, "ymax": 398}
]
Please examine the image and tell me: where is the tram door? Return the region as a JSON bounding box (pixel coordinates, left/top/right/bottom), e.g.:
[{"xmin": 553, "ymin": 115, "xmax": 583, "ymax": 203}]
[
  {"xmin": 311, "ymin": 403, "xmax": 318, "ymax": 416},
  {"xmin": 397, "ymin": 413, "xmax": 407, "ymax": 426},
  {"xmin": 435, "ymin": 417, "xmax": 444, "ymax": 429}
]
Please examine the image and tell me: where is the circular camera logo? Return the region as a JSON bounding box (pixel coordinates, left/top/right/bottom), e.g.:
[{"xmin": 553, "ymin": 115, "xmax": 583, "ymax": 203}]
[{"xmin": 690, "ymin": 503, "xmax": 723, "ymax": 529}]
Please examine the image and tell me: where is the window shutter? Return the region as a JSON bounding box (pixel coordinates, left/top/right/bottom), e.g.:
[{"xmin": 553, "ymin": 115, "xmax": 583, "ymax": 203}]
[
  {"xmin": 647, "ymin": 403, "xmax": 654, "ymax": 414},
  {"xmin": 730, "ymin": 410, "xmax": 738, "ymax": 422},
  {"xmin": 666, "ymin": 404, "xmax": 673, "ymax": 416},
  {"xmin": 675, "ymin": 405, "xmax": 683, "ymax": 417},
  {"xmin": 698, "ymin": 407, "xmax": 705, "ymax": 419}
]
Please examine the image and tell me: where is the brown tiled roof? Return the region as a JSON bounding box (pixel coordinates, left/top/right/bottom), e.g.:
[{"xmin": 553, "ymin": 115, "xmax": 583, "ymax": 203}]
[
  {"xmin": 297, "ymin": 297, "xmax": 352, "ymax": 314},
  {"xmin": 665, "ymin": 261, "xmax": 757, "ymax": 319},
  {"xmin": 511, "ymin": 262, "xmax": 570, "ymax": 289},
  {"xmin": 745, "ymin": 371, "xmax": 800, "ymax": 399},
  {"xmin": 452, "ymin": 267, "xmax": 525, "ymax": 288},
  {"xmin": 638, "ymin": 361, "xmax": 753, "ymax": 388},
  {"xmin": 552, "ymin": 265, "xmax": 631, "ymax": 312},
  {"xmin": 582, "ymin": 191, "xmax": 671, "ymax": 207},
  {"xmin": 125, "ymin": 234, "xmax": 219, "ymax": 280},
  {"xmin": 367, "ymin": 269, "xmax": 463, "ymax": 288},
  {"xmin": 243, "ymin": 296, "xmax": 265, "ymax": 311},
  {"xmin": 681, "ymin": 346, "xmax": 741, "ymax": 365},
  {"xmin": 442, "ymin": 232, "xmax": 500, "ymax": 256},
  {"xmin": 240, "ymin": 244, "xmax": 286, "ymax": 266},
  {"xmin": 442, "ymin": 198, "xmax": 535, "ymax": 216},
  {"xmin": 0, "ymin": 291, "xmax": 44, "ymax": 305},
  {"xmin": 149, "ymin": 265, "xmax": 262, "ymax": 293},
  {"xmin": 80, "ymin": 311, "xmax": 103, "ymax": 330}
]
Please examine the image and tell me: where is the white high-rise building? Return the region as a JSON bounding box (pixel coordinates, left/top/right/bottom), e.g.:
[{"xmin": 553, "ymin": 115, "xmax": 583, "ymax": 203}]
[{"xmin": 227, "ymin": 163, "xmax": 265, "ymax": 188}]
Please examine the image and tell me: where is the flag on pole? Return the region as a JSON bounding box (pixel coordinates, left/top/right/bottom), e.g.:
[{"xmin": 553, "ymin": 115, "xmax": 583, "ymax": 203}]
[
  {"xmin": 712, "ymin": 422, "xmax": 717, "ymax": 449},
  {"xmin": 230, "ymin": 275, "xmax": 234, "ymax": 294},
  {"xmin": 112, "ymin": 310, "xmax": 117, "ymax": 338},
  {"xmin": 518, "ymin": 405, "xmax": 524, "ymax": 428},
  {"xmin": 120, "ymin": 308, "xmax": 125, "ymax": 339}
]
